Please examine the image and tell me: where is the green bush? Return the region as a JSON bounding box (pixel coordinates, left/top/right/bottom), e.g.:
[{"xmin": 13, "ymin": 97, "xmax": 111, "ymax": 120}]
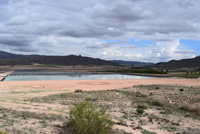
[
  {"xmin": 68, "ymin": 101, "xmax": 113, "ymax": 134},
  {"xmin": 136, "ymin": 108, "xmax": 144, "ymax": 114}
]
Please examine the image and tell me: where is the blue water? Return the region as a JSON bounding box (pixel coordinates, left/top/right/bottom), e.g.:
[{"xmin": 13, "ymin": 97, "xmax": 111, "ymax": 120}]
[{"xmin": 4, "ymin": 73, "xmax": 154, "ymax": 81}]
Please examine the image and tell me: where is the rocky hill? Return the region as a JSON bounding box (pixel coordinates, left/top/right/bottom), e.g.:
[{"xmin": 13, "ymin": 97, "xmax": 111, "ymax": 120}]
[
  {"xmin": 153, "ymin": 56, "xmax": 200, "ymax": 69},
  {"xmin": 0, "ymin": 51, "xmax": 119, "ymax": 66},
  {"xmin": 0, "ymin": 51, "xmax": 38, "ymax": 59}
]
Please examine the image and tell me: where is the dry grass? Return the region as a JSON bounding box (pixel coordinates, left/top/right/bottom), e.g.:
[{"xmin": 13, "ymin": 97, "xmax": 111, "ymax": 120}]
[{"xmin": 179, "ymin": 104, "xmax": 200, "ymax": 115}]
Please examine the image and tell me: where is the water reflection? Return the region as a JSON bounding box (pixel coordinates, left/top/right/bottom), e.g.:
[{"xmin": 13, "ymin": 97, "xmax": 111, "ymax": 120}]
[{"xmin": 4, "ymin": 73, "xmax": 154, "ymax": 81}]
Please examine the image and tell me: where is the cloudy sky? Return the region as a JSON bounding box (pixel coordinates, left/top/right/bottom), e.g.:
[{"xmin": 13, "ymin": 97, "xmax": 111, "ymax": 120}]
[{"xmin": 0, "ymin": 0, "xmax": 200, "ymax": 63}]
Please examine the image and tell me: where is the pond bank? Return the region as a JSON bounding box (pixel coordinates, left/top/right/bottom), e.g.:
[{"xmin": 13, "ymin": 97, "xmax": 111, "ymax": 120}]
[{"xmin": 0, "ymin": 71, "xmax": 13, "ymax": 81}]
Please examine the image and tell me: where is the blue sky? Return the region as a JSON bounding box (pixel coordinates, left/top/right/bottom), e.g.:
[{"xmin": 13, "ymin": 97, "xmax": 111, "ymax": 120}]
[
  {"xmin": 129, "ymin": 39, "xmax": 156, "ymax": 47},
  {"xmin": 129, "ymin": 39, "xmax": 200, "ymax": 56},
  {"xmin": 180, "ymin": 39, "xmax": 200, "ymax": 55}
]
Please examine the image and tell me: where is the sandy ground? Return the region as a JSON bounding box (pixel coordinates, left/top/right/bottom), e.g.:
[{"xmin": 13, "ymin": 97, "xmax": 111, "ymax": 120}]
[
  {"xmin": 1, "ymin": 78, "xmax": 199, "ymax": 114},
  {"xmin": 1, "ymin": 78, "xmax": 200, "ymax": 92}
]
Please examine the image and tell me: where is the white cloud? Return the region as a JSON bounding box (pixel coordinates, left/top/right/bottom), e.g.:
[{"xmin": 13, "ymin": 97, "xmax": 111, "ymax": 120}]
[{"xmin": 0, "ymin": 0, "xmax": 199, "ymax": 62}]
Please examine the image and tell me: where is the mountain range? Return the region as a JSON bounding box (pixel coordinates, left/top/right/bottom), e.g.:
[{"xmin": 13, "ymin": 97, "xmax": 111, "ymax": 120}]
[
  {"xmin": 154, "ymin": 56, "xmax": 200, "ymax": 69},
  {"xmin": 0, "ymin": 51, "xmax": 200, "ymax": 68},
  {"xmin": 0, "ymin": 51, "xmax": 119, "ymax": 66},
  {"xmin": 0, "ymin": 51, "xmax": 38, "ymax": 59}
]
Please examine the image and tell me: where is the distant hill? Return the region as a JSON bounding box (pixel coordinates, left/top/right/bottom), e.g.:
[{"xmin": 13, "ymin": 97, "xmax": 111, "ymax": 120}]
[
  {"xmin": 153, "ymin": 56, "xmax": 200, "ymax": 69},
  {"xmin": 110, "ymin": 60, "xmax": 154, "ymax": 66},
  {"xmin": 0, "ymin": 51, "xmax": 38, "ymax": 59},
  {"xmin": 0, "ymin": 51, "xmax": 119, "ymax": 66}
]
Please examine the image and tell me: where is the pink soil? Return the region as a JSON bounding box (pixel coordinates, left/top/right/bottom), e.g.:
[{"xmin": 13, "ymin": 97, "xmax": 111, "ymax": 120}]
[{"xmin": 1, "ymin": 78, "xmax": 200, "ymax": 92}]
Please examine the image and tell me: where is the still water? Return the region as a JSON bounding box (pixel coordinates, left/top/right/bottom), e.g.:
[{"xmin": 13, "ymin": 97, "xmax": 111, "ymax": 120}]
[{"xmin": 4, "ymin": 72, "xmax": 154, "ymax": 81}]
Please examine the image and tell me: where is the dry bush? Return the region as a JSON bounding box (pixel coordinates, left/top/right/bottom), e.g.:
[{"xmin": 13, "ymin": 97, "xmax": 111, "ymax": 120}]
[
  {"xmin": 0, "ymin": 128, "xmax": 9, "ymax": 134},
  {"xmin": 179, "ymin": 104, "xmax": 200, "ymax": 114}
]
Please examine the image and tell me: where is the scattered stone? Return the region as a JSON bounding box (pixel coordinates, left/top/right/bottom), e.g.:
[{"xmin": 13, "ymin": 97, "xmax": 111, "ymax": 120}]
[
  {"xmin": 139, "ymin": 119, "xmax": 148, "ymax": 125},
  {"xmin": 168, "ymin": 98, "xmax": 173, "ymax": 104}
]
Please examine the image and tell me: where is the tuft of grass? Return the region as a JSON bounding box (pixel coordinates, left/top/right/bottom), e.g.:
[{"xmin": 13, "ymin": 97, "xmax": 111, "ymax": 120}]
[
  {"xmin": 0, "ymin": 128, "xmax": 9, "ymax": 134},
  {"xmin": 74, "ymin": 89, "xmax": 83, "ymax": 93},
  {"xmin": 66, "ymin": 101, "xmax": 113, "ymax": 134},
  {"xmin": 85, "ymin": 97, "xmax": 98, "ymax": 102},
  {"xmin": 152, "ymin": 100, "xmax": 164, "ymax": 107},
  {"xmin": 137, "ymin": 104, "xmax": 148, "ymax": 109},
  {"xmin": 142, "ymin": 130, "xmax": 157, "ymax": 134},
  {"xmin": 135, "ymin": 92, "xmax": 147, "ymax": 98},
  {"xmin": 136, "ymin": 108, "xmax": 144, "ymax": 114},
  {"xmin": 179, "ymin": 105, "xmax": 200, "ymax": 114}
]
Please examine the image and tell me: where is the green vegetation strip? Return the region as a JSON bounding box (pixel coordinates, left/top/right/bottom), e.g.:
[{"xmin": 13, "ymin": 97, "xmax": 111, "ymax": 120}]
[
  {"xmin": 172, "ymin": 74, "xmax": 200, "ymax": 78},
  {"xmin": 99, "ymin": 68, "xmax": 167, "ymax": 74}
]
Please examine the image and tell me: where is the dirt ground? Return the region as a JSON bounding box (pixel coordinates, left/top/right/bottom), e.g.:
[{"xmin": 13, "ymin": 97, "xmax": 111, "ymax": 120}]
[
  {"xmin": 1, "ymin": 78, "xmax": 200, "ymax": 92},
  {"xmin": 0, "ymin": 78, "xmax": 200, "ymax": 133}
]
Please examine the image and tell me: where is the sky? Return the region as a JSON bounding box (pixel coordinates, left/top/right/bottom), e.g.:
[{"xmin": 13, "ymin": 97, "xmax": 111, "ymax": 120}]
[{"xmin": 0, "ymin": 0, "xmax": 200, "ymax": 63}]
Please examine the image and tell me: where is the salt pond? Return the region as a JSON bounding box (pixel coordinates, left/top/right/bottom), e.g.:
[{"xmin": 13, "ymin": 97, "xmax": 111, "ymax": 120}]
[{"xmin": 4, "ymin": 70, "xmax": 154, "ymax": 81}]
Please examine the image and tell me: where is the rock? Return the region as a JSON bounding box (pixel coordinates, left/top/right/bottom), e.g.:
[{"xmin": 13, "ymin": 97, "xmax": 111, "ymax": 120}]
[
  {"xmin": 139, "ymin": 119, "xmax": 148, "ymax": 125},
  {"xmin": 168, "ymin": 98, "xmax": 173, "ymax": 104},
  {"xmin": 171, "ymin": 121, "xmax": 180, "ymax": 126},
  {"xmin": 148, "ymin": 117, "xmax": 153, "ymax": 123}
]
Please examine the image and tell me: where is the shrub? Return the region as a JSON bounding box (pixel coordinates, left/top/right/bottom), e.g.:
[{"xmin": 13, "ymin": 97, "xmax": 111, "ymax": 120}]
[
  {"xmin": 152, "ymin": 100, "xmax": 164, "ymax": 107},
  {"xmin": 75, "ymin": 89, "xmax": 83, "ymax": 93},
  {"xmin": 137, "ymin": 104, "xmax": 147, "ymax": 109},
  {"xmin": 136, "ymin": 108, "xmax": 144, "ymax": 114},
  {"xmin": 155, "ymin": 87, "xmax": 159, "ymax": 89},
  {"xmin": 68, "ymin": 101, "xmax": 113, "ymax": 134},
  {"xmin": 135, "ymin": 92, "xmax": 147, "ymax": 98},
  {"xmin": 179, "ymin": 105, "xmax": 200, "ymax": 114},
  {"xmin": 142, "ymin": 130, "xmax": 157, "ymax": 134},
  {"xmin": 0, "ymin": 128, "xmax": 9, "ymax": 134},
  {"xmin": 85, "ymin": 97, "xmax": 98, "ymax": 102},
  {"xmin": 179, "ymin": 89, "xmax": 184, "ymax": 92}
]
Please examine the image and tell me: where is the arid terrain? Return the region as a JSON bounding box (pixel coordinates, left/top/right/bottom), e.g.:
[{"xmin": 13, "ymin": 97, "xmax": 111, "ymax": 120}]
[
  {"xmin": 1, "ymin": 0, "xmax": 200, "ymax": 133},
  {"xmin": 0, "ymin": 78, "xmax": 200, "ymax": 134}
]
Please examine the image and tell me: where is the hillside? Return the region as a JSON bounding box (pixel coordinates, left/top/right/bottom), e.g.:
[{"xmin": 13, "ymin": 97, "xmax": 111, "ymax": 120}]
[
  {"xmin": 110, "ymin": 60, "xmax": 154, "ymax": 66},
  {"xmin": 0, "ymin": 53, "xmax": 119, "ymax": 66},
  {"xmin": 154, "ymin": 56, "xmax": 200, "ymax": 69},
  {"xmin": 0, "ymin": 51, "xmax": 38, "ymax": 59}
]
